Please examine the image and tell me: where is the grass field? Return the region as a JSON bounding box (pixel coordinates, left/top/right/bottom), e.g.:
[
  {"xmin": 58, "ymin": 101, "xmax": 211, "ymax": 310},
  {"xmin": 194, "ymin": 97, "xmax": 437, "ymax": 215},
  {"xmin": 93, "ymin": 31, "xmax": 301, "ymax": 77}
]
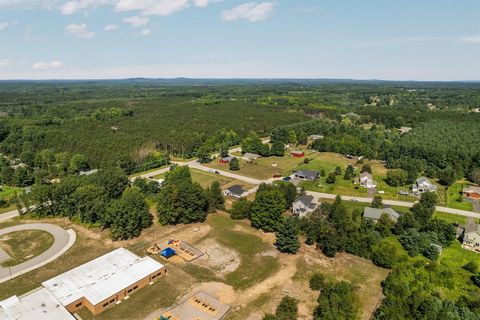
[
  {"xmin": 446, "ymin": 181, "xmax": 474, "ymax": 211},
  {"xmin": 0, "ymin": 186, "xmax": 23, "ymax": 214},
  {"xmin": 0, "ymin": 230, "xmax": 54, "ymax": 267}
]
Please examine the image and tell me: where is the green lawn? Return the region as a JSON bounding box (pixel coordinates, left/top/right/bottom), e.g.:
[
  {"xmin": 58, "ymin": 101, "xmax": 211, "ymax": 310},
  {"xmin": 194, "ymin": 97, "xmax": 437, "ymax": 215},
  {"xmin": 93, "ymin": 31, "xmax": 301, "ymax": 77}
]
[
  {"xmin": 0, "ymin": 230, "xmax": 54, "ymax": 267},
  {"xmin": 446, "ymin": 181, "xmax": 474, "ymax": 211}
]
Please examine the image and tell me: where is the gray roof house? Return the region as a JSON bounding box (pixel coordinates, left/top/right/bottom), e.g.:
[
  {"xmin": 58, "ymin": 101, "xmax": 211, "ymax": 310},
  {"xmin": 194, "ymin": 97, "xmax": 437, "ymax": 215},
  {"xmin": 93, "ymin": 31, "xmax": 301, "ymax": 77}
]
[
  {"xmin": 294, "ymin": 169, "xmax": 320, "ymax": 181},
  {"xmin": 292, "ymin": 195, "xmax": 317, "ymax": 218},
  {"xmin": 223, "ymin": 185, "xmax": 247, "ymax": 199},
  {"xmin": 241, "ymin": 153, "xmax": 261, "ymax": 162},
  {"xmin": 363, "ymin": 207, "xmax": 400, "ymax": 223},
  {"xmin": 412, "ymin": 177, "xmax": 437, "ymax": 194}
]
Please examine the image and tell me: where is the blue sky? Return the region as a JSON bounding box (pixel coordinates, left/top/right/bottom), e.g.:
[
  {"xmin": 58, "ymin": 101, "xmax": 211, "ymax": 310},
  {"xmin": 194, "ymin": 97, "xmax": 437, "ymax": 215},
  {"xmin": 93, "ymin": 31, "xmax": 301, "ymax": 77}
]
[{"xmin": 0, "ymin": 0, "xmax": 479, "ymax": 80}]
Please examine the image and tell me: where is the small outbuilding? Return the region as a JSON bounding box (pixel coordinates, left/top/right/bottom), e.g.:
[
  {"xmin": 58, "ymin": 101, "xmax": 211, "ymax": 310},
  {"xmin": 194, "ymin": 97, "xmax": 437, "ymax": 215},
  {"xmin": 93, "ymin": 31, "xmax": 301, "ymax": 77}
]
[{"xmin": 291, "ymin": 150, "xmax": 305, "ymax": 158}]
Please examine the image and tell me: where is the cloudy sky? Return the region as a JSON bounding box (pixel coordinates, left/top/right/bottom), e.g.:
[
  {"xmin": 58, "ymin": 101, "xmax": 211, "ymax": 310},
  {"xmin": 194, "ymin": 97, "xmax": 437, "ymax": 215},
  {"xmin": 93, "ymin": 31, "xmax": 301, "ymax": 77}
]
[{"xmin": 0, "ymin": 0, "xmax": 479, "ymax": 80}]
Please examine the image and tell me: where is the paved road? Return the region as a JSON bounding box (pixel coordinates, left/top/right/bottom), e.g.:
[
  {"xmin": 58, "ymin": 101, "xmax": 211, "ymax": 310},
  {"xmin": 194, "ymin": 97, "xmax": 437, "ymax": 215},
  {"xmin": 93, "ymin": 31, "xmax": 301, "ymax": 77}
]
[
  {"xmin": 189, "ymin": 161, "xmax": 264, "ymax": 185},
  {"xmin": 0, "ymin": 209, "xmax": 20, "ymax": 222},
  {"xmin": 0, "ymin": 223, "xmax": 76, "ymax": 283}
]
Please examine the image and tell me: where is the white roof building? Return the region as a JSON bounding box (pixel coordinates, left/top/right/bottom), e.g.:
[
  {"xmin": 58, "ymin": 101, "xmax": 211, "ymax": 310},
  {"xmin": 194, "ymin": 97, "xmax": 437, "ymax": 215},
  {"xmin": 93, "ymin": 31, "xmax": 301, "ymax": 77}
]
[
  {"xmin": 42, "ymin": 248, "xmax": 164, "ymax": 307},
  {"xmin": 0, "ymin": 288, "xmax": 75, "ymax": 320}
]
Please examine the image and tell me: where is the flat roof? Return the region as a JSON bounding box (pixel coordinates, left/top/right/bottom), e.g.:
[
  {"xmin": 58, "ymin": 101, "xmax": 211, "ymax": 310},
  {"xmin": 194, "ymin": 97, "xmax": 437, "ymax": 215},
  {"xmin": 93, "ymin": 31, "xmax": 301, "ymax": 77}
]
[
  {"xmin": 42, "ymin": 248, "xmax": 164, "ymax": 306},
  {"xmin": 0, "ymin": 288, "xmax": 75, "ymax": 320}
]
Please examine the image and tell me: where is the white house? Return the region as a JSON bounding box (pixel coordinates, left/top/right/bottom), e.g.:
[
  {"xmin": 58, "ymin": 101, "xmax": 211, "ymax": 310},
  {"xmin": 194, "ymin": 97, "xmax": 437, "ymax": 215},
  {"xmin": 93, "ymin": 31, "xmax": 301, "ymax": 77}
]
[
  {"xmin": 412, "ymin": 177, "xmax": 437, "ymax": 194},
  {"xmin": 308, "ymin": 134, "xmax": 324, "ymax": 141},
  {"xmin": 241, "ymin": 153, "xmax": 260, "ymax": 162},
  {"xmin": 356, "ymin": 172, "xmax": 376, "ymax": 189},
  {"xmin": 463, "ymin": 224, "xmax": 480, "ymax": 253},
  {"xmin": 292, "ymin": 195, "xmax": 317, "ymax": 218}
]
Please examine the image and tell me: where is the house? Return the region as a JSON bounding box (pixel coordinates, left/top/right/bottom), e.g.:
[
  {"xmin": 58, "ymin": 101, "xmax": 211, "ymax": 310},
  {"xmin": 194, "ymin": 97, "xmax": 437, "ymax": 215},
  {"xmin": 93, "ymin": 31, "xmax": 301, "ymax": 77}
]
[
  {"xmin": 399, "ymin": 127, "xmax": 412, "ymax": 134},
  {"xmin": 308, "ymin": 134, "xmax": 324, "ymax": 141},
  {"xmin": 412, "ymin": 177, "xmax": 437, "ymax": 194},
  {"xmin": 292, "ymin": 195, "xmax": 317, "ymax": 218},
  {"xmin": 463, "ymin": 224, "xmax": 480, "ymax": 253},
  {"xmin": 219, "ymin": 156, "xmax": 234, "ymax": 164},
  {"xmin": 356, "ymin": 172, "xmax": 376, "ymax": 189},
  {"xmin": 223, "ymin": 185, "xmax": 247, "ymax": 199},
  {"xmin": 462, "ymin": 185, "xmax": 480, "ymax": 199},
  {"xmin": 241, "ymin": 153, "xmax": 260, "ymax": 162},
  {"xmin": 42, "ymin": 248, "xmax": 166, "ymax": 315},
  {"xmin": 363, "ymin": 207, "xmax": 399, "ymax": 223},
  {"xmin": 294, "ymin": 169, "xmax": 319, "ymax": 181},
  {"xmin": 291, "ymin": 150, "xmax": 305, "ymax": 158}
]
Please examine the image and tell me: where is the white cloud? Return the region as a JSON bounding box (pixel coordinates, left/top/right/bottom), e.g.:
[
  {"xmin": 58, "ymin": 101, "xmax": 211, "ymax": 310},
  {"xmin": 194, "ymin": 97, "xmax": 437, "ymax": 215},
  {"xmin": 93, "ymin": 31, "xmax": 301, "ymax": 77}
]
[
  {"xmin": 65, "ymin": 23, "xmax": 95, "ymax": 38},
  {"xmin": 222, "ymin": 2, "xmax": 274, "ymax": 22},
  {"xmin": 460, "ymin": 36, "xmax": 480, "ymax": 44},
  {"xmin": 0, "ymin": 59, "xmax": 13, "ymax": 67},
  {"xmin": 193, "ymin": 0, "xmax": 221, "ymax": 8},
  {"xmin": 0, "ymin": 21, "xmax": 17, "ymax": 31},
  {"xmin": 115, "ymin": 0, "xmax": 189, "ymax": 16},
  {"xmin": 122, "ymin": 15, "xmax": 149, "ymax": 27},
  {"xmin": 139, "ymin": 27, "xmax": 150, "ymax": 36},
  {"xmin": 104, "ymin": 23, "xmax": 118, "ymax": 31},
  {"xmin": 60, "ymin": 0, "xmax": 113, "ymax": 15},
  {"xmin": 32, "ymin": 60, "xmax": 63, "ymax": 70}
]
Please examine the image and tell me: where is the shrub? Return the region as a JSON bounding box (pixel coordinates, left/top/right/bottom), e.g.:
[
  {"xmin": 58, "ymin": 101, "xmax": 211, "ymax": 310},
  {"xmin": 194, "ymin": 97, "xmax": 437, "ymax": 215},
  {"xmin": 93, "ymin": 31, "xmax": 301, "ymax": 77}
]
[{"xmin": 309, "ymin": 272, "xmax": 326, "ymax": 291}]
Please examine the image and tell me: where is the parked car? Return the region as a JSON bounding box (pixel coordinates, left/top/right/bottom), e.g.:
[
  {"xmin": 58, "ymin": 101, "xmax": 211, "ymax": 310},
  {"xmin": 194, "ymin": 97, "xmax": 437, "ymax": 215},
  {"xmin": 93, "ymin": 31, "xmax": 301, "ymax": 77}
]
[
  {"xmin": 351, "ymin": 197, "xmax": 359, "ymax": 202},
  {"xmin": 377, "ymin": 190, "xmax": 385, "ymax": 194},
  {"xmin": 273, "ymin": 174, "xmax": 282, "ymax": 178},
  {"xmin": 214, "ymin": 171, "xmax": 220, "ymax": 174},
  {"xmin": 283, "ymin": 176, "xmax": 291, "ymax": 181},
  {"xmin": 398, "ymin": 190, "xmax": 409, "ymax": 195}
]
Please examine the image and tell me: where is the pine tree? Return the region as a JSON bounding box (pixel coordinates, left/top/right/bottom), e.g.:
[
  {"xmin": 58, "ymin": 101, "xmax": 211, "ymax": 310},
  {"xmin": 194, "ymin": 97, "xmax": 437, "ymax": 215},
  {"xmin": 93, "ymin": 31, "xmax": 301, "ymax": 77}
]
[
  {"xmin": 229, "ymin": 157, "xmax": 240, "ymax": 171},
  {"xmin": 275, "ymin": 217, "xmax": 300, "ymax": 253},
  {"xmin": 206, "ymin": 180, "xmax": 225, "ymax": 212},
  {"xmin": 270, "ymin": 140, "xmax": 285, "ymax": 156}
]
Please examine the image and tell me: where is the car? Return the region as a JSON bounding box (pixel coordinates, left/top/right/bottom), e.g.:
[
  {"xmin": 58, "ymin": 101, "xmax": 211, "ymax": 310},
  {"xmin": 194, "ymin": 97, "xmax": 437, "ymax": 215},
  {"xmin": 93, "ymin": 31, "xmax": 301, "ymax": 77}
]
[
  {"xmin": 351, "ymin": 197, "xmax": 359, "ymax": 202},
  {"xmin": 214, "ymin": 170, "xmax": 220, "ymax": 174},
  {"xmin": 273, "ymin": 174, "xmax": 282, "ymax": 178},
  {"xmin": 283, "ymin": 176, "xmax": 291, "ymax": 181},
  {"xmin": 398, "ymin": 190, "xmax": 409, "ymax": 195},
  {"xmin": 377, "ymin": 190, "xmax": 385, "ymax": 194}
]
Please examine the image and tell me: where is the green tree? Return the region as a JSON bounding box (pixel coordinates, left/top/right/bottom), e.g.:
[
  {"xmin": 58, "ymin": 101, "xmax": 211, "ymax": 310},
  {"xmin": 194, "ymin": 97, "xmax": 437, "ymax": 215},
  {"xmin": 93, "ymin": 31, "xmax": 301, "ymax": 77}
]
[
  {"xmin": 343, "ymin": 165, "xmax": 354, "ymax": 180},
  {"xmin": 229, "ymin": 157, "xmax": 240, "ymax": 171},
  {"xmin": 275, "ymin": 296, "xmax": 299, "ymax": 320},
  {"xmin": 229, "ymin": 198, "xmax": 252, "ymax": 220},
  {"xmin": 68, "ymin": 153, "xmax": 89, "ymax": 174},
  {"xmin": 275, "ymin": 217, "xmax": 300, "ymax": 253},
  {"xmin": 371, "ymin": 195, "xmax": 383, "ymax": 208},
  {"xmin": 206, "ymin": 180, "xmax": 225, "ymax": 212},
  {"xmin": 271, "ymin": 140, "xmax": 285, "ymax": 156},
  {"xmin": 250, "ymin": 187, "xmax": 286, "ymax": 232},
  {"xmin": 105, "ymin": 188, "xmax": 152, "ymax": 240},
  {"xmin": 90, "ymin": 167, "xmax": 128, "ymax": 199},
  {"xmin": 361, "ymin": 164, "xmax": 372, "ymax": 174},
  {"xmin": 326, "ymin": 172, "xmax": 336, "ymax": 184},
  {"xmin": 386, "ymin": 169, "xmax": 408, "ymax": 186},
  {"xmin": 335, "ymin": 166, "xmax": 342, "ymax": 176},
  {"xmin": 314, "ymin": 281, "xmax": 359, "ymax": 320},
  {"xmin": 156, "ymin": 166, "xmax": 208, "ymax": 225}
]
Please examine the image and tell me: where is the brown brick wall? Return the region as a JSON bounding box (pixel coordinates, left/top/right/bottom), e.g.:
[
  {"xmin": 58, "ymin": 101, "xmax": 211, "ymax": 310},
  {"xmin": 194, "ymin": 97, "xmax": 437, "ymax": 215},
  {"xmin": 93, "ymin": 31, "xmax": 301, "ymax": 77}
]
[{"xmin": 65, "ymin": 267, "xmax": 166, "ymax": 315}]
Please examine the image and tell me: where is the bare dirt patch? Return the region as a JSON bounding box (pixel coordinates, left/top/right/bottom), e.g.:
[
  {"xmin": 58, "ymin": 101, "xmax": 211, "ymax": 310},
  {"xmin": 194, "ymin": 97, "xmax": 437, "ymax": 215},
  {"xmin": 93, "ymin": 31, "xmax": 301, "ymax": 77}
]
[{"xmin": 193, "ymin": 238, "xmax": 241, "ymax": 277}]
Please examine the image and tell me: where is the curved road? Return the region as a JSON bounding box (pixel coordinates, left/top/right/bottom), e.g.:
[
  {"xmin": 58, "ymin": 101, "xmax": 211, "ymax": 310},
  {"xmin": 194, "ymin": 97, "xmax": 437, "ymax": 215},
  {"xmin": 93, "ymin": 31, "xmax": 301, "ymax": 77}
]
[{"xmin": 0, "ymin": 223, "xmax": 76, "ymax": 283}]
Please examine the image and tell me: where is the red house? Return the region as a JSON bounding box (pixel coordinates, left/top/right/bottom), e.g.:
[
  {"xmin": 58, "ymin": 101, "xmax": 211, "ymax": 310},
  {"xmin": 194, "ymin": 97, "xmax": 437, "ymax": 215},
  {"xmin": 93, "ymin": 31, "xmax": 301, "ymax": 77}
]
[
  {"xmin": 291, "ymin": 151, "xmax": 305, "ymax": 158},
  {"xmin": 219, "ymin": 156, "xmax": 233, "ymax": 163}
]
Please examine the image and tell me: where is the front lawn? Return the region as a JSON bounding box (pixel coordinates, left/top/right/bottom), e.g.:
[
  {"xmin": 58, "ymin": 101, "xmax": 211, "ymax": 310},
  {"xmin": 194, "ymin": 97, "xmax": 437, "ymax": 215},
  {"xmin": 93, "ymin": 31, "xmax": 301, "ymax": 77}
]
[{"xmin": 446, "ymin": 181, "xmax": 474, "ymax": 211}]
